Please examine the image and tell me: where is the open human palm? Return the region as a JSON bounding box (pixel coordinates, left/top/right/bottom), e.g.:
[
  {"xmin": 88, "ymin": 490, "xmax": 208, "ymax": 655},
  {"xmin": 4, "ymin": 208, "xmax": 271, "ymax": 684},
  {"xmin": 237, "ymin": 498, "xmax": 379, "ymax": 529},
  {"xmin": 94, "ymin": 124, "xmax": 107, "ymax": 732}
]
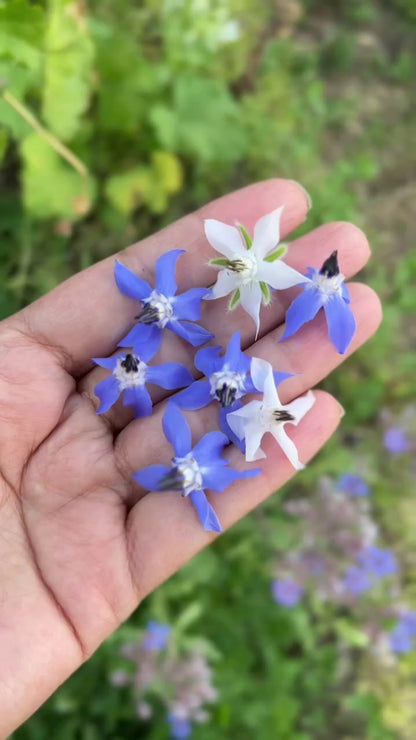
[{"xmin": 0, "ymin": 180, "xmax": 381, "ymax": 736}]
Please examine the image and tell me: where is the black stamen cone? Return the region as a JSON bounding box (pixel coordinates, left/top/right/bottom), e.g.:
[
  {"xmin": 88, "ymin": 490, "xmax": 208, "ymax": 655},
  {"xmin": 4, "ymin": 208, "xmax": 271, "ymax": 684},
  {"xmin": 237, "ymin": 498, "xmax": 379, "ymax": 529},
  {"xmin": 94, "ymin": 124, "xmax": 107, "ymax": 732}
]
[
  {"xmin": 273, "ymin": 409, "xmax": 295, "ymax": 422},
  {"xmin": 215, "ymin": 383, "xmax": 237, "ymax": 408},
  {"xmin": 121, "ymin": 353, "xmax": 139, "ymax": 373},
  {"xmin": 158, "ymin": 467, "xmax": 185, "ymax": 492},
  {"xmin": 319, "ymin": 250, "xmax": 339, "ymax": 278},
  {"xmin": 135, "ymin": 303, "xmax": 160, "ymax": 324}
]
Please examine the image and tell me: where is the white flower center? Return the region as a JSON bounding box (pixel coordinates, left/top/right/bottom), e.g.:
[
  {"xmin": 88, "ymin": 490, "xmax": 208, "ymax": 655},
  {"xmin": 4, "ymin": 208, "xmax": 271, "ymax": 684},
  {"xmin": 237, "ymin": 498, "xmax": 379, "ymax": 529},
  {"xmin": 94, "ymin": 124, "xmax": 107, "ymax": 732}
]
[
  {"xmin": 174, "ymin": 454, "xmax": 203, "ymax": 497},
  {"xmin": 227, "ymin": 252, "xmax": 258, "ymax": 284},
  {"xmin": 310, "ymin": 270, "xmax": 345, "ymax": 301},
  {"xmin": 114, "ymin": 355, "xmax": 147, "ymax": 389},
  {"xmin": 209, "ymin": 367, "xmax": 246, "ymax": 405},
  {"xmin": 145, "ymin": 290, "xmax": 174, "ymax": 327}
]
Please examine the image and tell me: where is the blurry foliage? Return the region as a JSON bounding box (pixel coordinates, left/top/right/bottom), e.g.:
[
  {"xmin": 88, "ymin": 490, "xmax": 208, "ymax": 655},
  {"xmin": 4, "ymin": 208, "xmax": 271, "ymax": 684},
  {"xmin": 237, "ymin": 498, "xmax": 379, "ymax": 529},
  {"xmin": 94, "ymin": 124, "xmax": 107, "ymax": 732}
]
[{"xmin": 2, "ymin": 0, "xmax": 416, "ymax": 738}]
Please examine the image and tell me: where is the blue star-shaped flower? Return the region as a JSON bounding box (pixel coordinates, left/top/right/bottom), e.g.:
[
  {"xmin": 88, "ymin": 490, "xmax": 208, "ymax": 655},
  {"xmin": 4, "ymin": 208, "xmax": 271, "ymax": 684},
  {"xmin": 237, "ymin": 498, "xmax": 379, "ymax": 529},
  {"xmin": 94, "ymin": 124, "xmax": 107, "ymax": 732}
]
[
  {"xmin": 93, "ymin": 348, "xmax": 193, "ymax": 417},
  {"xmin": 343, "ymin": 565, "xmax": 372, "ymax": 596},
  {"xmin": 389, "ymin": 620, "xmax": 414, "ymax": 654},
  {"xmin": 142, "ymin": 621, "xmax": 171, "ymax": 652},
  {"xmin": 280, "ymin": 251, "xmax": 356, "ymax": 354},
  {"xmin": 115, "ymin": 249, "xmax": 213, "ymax": 355},
  {"xmin": 358, "ymin": 545, "xmax": 397, "ymax": 578},
  {"xmin": 133, "ymin": 404, "xmax": 261, "ymax": 533},
  {"xmin": 172, "ymin": 331, "xmax": 291, "ymax": 446}
]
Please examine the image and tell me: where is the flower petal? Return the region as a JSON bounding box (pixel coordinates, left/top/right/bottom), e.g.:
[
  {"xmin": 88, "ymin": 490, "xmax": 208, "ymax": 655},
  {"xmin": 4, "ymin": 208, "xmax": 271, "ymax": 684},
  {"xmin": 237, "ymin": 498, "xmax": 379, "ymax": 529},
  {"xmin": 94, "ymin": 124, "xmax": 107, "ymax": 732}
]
[
  {"xmin": 324, "ymin": 293, "xmax": 356, "ymax": 354},
  {"xmin": 202, "ymin": 463, "xmax": 261, "ymax": 493},
  {"xmin": 194, "ymin": 346, "xmax": 223, "ymax": 376},
  {"xmin": 257, "ymin": 259, "xmax": 305, "ymax": 290},
  {"xmin": 162, "ymin": 403, "xmax": 191, "ymax": 456},
  {"xmin": 284, "ymin": 390, "xmax": 315, "ymax": 426},
  {"xmin": 168, "ymin": 320, "xmax": 213, "ymax": 347},
  {"xmin": 133, "ymin": 464, "xmax": 171, "ymax": 490},
  {"xmin": 204, "ymin": 218, "xmax": 245, "ymax": 259},
  {"xmin": 155, "ymin": 249, "xmax": 184, "ymax": 296},
  {"xmin": 173, "ymin": 287, "xmax": 211, "ymax": 320},
  {"xmin": 114, "ymin": 260, "xmax": 152, "ymax": 300},
  {"xmin": 219, "ymin": 403, "xmax": 245, "ymax": 451},
  {"xmin": 208, "ymin": 270, "xmax": 240, "ymax": 300},
  {"xmin": 123, "ymin": 385, "xmax": 152, "ymax": 418},
  {"xmin": 189, "ymin": 490, "xmax": 223, "ymax": 533},
  {"xmin": 92, "ymin": 356, "xmax": 119, "ymax": 371},
  {"xmin": 146, "ymin": 362, "xmax": 193, "ymax": 390},
  {"xmin": 192, "ymin": 430, "xmax": 229, "ymax": 468},
  {"xmin": 244, "ymin": 421, "xmax": 267, "ymax": 462},
  {"xmin": 94, "ymin": 376, "xmax": 120, "ymax": 414},
  {"xmin": 271, "ymin": 425, "xmax": 304, "ymax": 470},
  {"xmin": 280, "ymin": 286, "xmax": 323, "ymax": 341},
  {"xmin": 118, "ymin": 323, "xmax": 162, "ymax": 359},
  {"xmin": 250, "ymin": 357, "xmax": 280, "ymax": 407},
  {"xmin": 172, "ymin": 380, "xmax": 212, "ymax": 410},
  {"xmin": 223, "ymin": 330, "xmax": 250, "ymax": 375},
  {"xmin": 239, "ymin": 282, "xmax": 262, "ymax": 337},
  {"xmin": 252, "ymin": 206, "xmax": 284, "ymax": 259}
]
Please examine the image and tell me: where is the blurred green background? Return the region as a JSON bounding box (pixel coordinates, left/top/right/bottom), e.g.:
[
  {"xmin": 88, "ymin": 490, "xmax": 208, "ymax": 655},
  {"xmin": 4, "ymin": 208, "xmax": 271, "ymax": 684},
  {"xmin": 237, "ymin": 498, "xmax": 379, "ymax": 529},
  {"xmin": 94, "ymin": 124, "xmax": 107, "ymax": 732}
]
[{"xmin": 2, "ymin": 0, "xmax": 416, "ymax": 737}]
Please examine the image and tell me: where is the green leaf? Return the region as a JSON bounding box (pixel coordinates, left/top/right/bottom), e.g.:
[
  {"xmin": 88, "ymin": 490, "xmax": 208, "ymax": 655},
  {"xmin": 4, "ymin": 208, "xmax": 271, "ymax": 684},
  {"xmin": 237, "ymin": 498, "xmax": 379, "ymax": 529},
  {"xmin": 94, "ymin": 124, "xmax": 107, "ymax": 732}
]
[
  {"xmin": 0, "ymin": 0, "xmax": 45, "ymax": 71},
  {"xmin": 229, "ymin": 289, "xmax": 240, "ymax": 310},
  {"xmin": 105, "ymin": 151, "xmax": 183, "ymax": 215},
  {"xmin": 260, "ymin": 281, "xmax": 271, "ymax": 304},
  {"xmin": 237, "ymin": 222, "xmax": 252, "ymax": 249},
  {"xmin": 264, "ymin": 244, "xmax": 288, "ymax": 262},
  {"xmin": 20, "ymin": 132, "xmax": 94, "ymax": 219},
  {"xmin": 210, "ymin": 258, "xmax": 230, "ymax": 267},
  {"xmin": 42, "ymin": 0, "xmax": 94, "ymax": 141}
]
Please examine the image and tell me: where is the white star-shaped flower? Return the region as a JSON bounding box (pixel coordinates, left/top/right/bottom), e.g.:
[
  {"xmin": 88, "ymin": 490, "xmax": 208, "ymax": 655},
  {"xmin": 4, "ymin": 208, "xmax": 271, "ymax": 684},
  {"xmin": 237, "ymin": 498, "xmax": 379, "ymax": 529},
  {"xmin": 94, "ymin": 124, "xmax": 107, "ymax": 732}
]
[
  {"xmin": 226, "ymin": 358, "xmax": 315, "ymax": 467},
  {"xmin": 204, "ymin": 207, "xmax": 305, "ymax": 336}
]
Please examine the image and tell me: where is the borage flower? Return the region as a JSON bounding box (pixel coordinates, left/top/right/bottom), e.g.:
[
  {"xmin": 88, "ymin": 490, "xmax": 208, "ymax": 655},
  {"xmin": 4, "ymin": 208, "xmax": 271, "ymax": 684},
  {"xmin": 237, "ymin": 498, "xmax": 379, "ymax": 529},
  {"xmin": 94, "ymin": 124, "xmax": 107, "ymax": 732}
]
[
  {"xmin": 172, "ymin": 331, "xmax": 291, "ymax": 445},
  {"xmin": 133, "ymin": 404, "xmax": 261, "ymax": 532},
  {"xmin": 280, "ymin": 250, "xmax": 356, "ymax": 354},
  {"xmin": 93, "ymin": 350, "xmax": 192, "ymax": 417},
  {"xmin": 115, "ymin": 249, "xmax": 213, "ymax": 355},
  {"xmin": 226, "ymin": 358, "xmax": 315, "ymax": 466},
  {"xmin": 272, "ymin": 579, "xmax": 303, "ymax": 607},
  {"xmin": 358, "ymin": 545, "xmax": 397, "ymax": 578},
  {"xmin": 204, "ymin": 207, "xmax": 304, "ymax": 335}
]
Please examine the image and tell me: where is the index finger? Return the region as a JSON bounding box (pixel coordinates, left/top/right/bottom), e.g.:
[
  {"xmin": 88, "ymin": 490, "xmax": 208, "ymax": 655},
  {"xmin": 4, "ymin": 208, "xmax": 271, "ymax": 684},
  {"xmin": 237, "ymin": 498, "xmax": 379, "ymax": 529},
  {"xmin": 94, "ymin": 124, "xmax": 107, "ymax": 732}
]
[{"xmin": 10, "ymin": 180, "xmax": 310, "ymax": 375}]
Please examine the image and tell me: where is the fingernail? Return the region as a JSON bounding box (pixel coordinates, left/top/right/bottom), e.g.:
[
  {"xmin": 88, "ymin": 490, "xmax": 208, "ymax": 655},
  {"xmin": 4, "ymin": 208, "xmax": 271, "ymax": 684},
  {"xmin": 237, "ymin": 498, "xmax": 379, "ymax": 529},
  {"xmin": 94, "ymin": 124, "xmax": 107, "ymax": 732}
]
[
  {"xmin": 335, "ymin": 400, "xmax": 346, "ymax": 419},
  {"xmin": 288, "ymin": 180, "xmax": 312, "ymax": 210}
]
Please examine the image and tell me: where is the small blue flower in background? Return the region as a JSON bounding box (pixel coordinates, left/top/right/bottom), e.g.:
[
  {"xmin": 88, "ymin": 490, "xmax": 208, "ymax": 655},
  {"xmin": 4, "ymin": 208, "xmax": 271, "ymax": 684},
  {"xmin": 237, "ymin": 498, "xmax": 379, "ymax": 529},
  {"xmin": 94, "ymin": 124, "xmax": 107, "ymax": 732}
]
[
  {"xmin": 389, "ymin": 613, "xmax": 416, "ymax": 654},
  {"xmin": 115, "ymin": 250, "xmax": 213, "ymax": 356},
  {"xmin": 93, "ymin": 350, "xmax": 193, "ymax": 417},
  {"xmin": 337, "ymin": 472, "xmax": 370, "ymax": 497},
  {"xmin": 133, "ymin": 404, "xmax": 261, "ymax": 532},
  {"xmin": 167, "ymin": 713, "xmax": 192, "ymax": 740},
  {"xmin": 343, "ymin": 565, "xmax": 372, "ymax": 596},
  {"xmin": 172, "ymin": 331, "xmax": 291, "ymax": 445},
  {"xmin": 383, "ymin": 426, "xmax": 410, "ymax": 455},
  {"xmin": 142, "ymin": 621, "xmax": 171, "ymax": 652},
  {"xmin": 358, "ymin": 545, "xmax": 397, "ymax": 578},
  {"xmin": 272, "ymin": 578, "xmax": 303, "ymax": 607},
  {"xmin": 280, "ymin": 250, "xmax": 356, "ymax": 354}
]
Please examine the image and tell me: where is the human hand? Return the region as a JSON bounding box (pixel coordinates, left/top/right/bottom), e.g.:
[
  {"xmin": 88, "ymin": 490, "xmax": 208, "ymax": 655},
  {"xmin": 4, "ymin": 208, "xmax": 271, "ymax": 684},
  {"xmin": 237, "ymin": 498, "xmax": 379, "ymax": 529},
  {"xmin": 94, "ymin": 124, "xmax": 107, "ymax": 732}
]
[{"xmin": 0, "ymin": 179, "xmax": 381, "ymax": 736}]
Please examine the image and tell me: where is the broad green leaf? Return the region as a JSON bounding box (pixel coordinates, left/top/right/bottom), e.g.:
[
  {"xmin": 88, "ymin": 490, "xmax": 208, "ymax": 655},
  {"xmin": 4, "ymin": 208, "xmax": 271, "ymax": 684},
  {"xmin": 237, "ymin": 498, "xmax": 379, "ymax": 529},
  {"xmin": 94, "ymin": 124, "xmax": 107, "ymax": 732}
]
[
  {"xmin": 264, "ymin": 244, "xmax": 288, "ymax": 262},
  {"xmin": 20, "ymin": 132, "xmax": 94, "ymax": 219},
  {"xmin": 260, "ymin": 281, "xmax": 271, "ymax": 303},
  {"xmin": 105, "ymin": 152, "xmax": 183, "ymax": 215},
  {"xmin": 0, "ymin": 0, "xmax": 44, "ymax": 71},
  {"xmin": 0, "ymin": 62, "xmax": 36, "ymax": 138},
  {"xmin": 229, "ymin": 288, "xmax": 240, "ymax": 310},
  {"xmin": 42, "ymin": 0, "xmax": 94, "ymax": 141}
]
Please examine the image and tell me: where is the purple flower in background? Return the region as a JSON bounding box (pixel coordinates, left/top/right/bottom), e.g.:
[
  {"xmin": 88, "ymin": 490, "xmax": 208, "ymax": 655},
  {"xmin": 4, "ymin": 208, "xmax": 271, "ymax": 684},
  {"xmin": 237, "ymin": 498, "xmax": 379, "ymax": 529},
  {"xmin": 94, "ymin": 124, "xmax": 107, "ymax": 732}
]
[
  {"xmin": 343, "ymin": 565, "xmax": 372, "ymax": 596},
  {"xmin": 401, "ymin": 611, "xmax": 416, "ymax": 635},
  {"xmin": 280, "ymin": 250, "xmax": 356, "ymax": 354},
  {"xmin": 133, "ymin": 404, "xmax": 261, "ymax": 532},
  {"xmin": 115, "ymin": 250, "xmax": 213, "ymax": 355},
  {"xmin": 93, "ymin": 350, "xmax": 192, "ymax": 417},
  {"xmin": 383, "ymin": 426, "xmax": 410, "ymax": 455},
  {"xmin": 337, "ymin": 473, "xmax": 370, "ymax": 497},
  {"xmin": 272, "ymin": 578, "xmax": 303, "ymax": 607},
  {"xmin": 173, "ymin": 331, "xmax": 291, "ymax": 445},
  {"xmin": 389, "ymin": 621, "xmax": 414, "ymax": 654},
  {"xmin": 167, "ymin": 714, "xmax": 192, "ymax": 739},
  {"xmin": 358, "ymin": 546, "xmax": 397, "ymax": 578},
  {"xmin": 142, "ymin": 621, "xmax": 171, "ymax": 652}
]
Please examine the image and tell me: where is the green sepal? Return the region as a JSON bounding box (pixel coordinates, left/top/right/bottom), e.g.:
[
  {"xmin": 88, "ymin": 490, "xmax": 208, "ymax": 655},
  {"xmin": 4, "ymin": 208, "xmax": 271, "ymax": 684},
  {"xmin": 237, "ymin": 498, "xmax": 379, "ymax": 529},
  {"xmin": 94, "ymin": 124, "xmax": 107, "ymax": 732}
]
[
  {"xmin": 210, "ymin": 258, "xmax": 230, "ymax": 267},
  {"xmin": 260, "ymin": 282, "xmax": 271, "ymax": 304},
  {"xmin": 264, "ymin": 244, "xmax": 288, "ymax": 262},
  {"xmin": 229, "ymin": 289, "xmax": 241, "ymax": 310},
  {"xmin": 237, "ymin": 222, "xmax": 252, "ymax": 249}
]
